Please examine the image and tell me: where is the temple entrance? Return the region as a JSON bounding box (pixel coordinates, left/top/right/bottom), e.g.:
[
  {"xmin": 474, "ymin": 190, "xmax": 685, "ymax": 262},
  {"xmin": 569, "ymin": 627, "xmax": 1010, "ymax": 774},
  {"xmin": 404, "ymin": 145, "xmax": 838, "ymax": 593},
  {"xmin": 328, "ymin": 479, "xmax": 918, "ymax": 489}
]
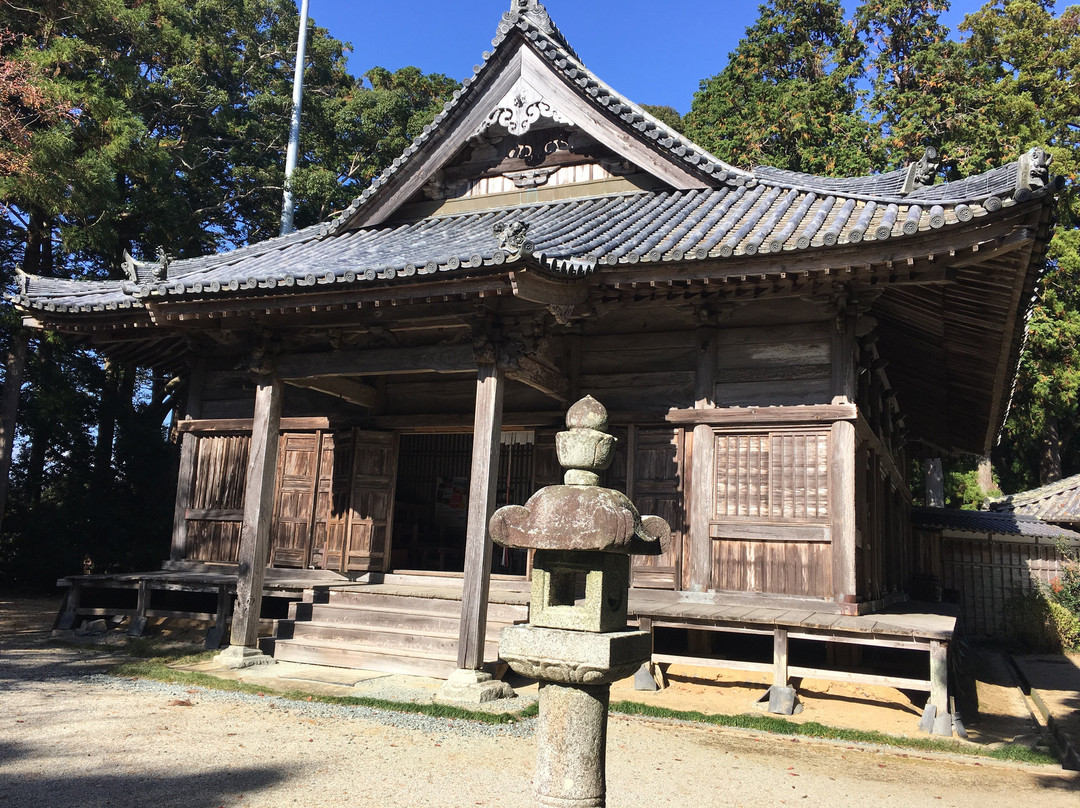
[{"xmin": 391, "ymin": 432, "xmax": 535, "ymax": 576}]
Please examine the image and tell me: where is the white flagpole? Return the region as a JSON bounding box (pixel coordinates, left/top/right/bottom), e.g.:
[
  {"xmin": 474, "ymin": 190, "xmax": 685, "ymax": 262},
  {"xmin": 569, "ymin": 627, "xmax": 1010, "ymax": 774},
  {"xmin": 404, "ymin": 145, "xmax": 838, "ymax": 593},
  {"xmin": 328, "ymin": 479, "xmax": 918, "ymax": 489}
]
[{"xmin": 280, "ymin": 0, "xmax": 311, "ymax": 236}]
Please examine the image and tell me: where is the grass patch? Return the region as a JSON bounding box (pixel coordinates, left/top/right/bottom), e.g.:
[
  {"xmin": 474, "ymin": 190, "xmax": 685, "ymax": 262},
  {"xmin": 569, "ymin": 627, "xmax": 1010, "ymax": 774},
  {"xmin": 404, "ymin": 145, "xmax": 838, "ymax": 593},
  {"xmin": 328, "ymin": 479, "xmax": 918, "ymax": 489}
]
[
  {"xmin": 108, "ymin": 654, "xmax": 539, "ymax": 725},
  {"xmin": 609, "ymin": 701, "xmax": 1059, "ymax": 766}
]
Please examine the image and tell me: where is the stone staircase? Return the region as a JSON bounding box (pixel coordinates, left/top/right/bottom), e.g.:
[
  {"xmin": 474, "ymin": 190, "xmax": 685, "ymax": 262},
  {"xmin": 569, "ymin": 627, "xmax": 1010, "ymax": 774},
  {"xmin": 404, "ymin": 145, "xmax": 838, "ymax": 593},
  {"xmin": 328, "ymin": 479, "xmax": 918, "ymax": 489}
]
[{"xmin": 272, "ymin": 574, "xmax": 530, "ymax": 678}]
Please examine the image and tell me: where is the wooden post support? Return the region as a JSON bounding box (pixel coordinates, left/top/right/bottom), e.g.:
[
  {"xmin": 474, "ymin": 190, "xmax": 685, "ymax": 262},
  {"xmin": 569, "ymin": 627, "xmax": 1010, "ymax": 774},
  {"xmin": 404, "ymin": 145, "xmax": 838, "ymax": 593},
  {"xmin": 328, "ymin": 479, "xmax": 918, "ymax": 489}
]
[
  {"xmin": 457, "ymin": 363, "xmax": 506, "ymax": 671},
  {"xmin": 689, "ymin": 423, "xmax": 715, "ymax": 592},
  {"xmin": 127, "ymin": 580, "xmax": 150, "ymax": 637},
  {"xmin": 929, "ymin": 640, "xmax": 948, "ymax": 713},
  {"xmin": 773, "ymin": 629, "xmax": 789, "ymax": 689},
  {"xmin": 217, "ymin": 376, "xmax": 282, "ymax": 668},
  {"xmin": 170, "ymin": 359, "xmax": 206, "ymax": 561},
  {"xmin": 55, "ymin": 584, "xmax": 81, "ymax": 631},
  {"xmin": 206, "ymin": 583, "xmax": 232, "ymax": 650}
]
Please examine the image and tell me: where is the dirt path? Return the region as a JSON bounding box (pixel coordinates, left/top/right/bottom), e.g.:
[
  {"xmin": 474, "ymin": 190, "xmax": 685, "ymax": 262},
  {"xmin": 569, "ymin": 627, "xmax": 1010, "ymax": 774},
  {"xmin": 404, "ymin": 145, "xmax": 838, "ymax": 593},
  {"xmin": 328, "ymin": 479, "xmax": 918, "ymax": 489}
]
[{"xmin": 2, "ymin": 599, "xmax": 1077, "ymax": 808}]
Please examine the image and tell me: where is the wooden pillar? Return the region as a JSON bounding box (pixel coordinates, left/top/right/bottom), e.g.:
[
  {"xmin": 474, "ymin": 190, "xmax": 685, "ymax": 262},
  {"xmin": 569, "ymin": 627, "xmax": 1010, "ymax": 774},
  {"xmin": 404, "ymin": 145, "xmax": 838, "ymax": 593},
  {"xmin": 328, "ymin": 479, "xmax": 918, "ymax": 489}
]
[
  {"xmin": 220, "ymin": 376, "xmax": 282, "ymax": 664},
  {"xmin": 689, "ymin": 423, "xmax": 715, "ymax": 592},
  {"xmin": 831, "ymin": 420, "xmax": 858, "ymax": 607},
  {"xmin": 925, "ymin": 458, "xmax": 944, "ymax": 508},
  {"xmin": 831, "ymin": 308, "xmax": 858, "ymax": 608},
  {"xmin": 170, "ymin": 359, "xmax": 206, "ymax": 561},
  {"xmin": 457, "ymin": 363, "xmax": 505, "ymax": 671}
]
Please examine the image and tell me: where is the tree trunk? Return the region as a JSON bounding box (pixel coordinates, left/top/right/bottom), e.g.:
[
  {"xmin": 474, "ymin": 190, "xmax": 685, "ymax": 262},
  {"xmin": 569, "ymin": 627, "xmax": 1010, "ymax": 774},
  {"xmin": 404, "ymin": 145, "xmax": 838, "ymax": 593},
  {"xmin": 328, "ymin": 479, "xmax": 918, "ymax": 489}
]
[
  {"xmin": 23, "ymin": 209, "xmax": 54, "ymax": 276},
  {"xmin": 1039, "ymin": 414, "xmax": 1063, "ymax": 485},
  {"xmin": 0, "ymin": 330, "xmax": 29, "ymax": 533},
  {"xmin": 91, "ymin": 358, "xmax": 123, "ymax": 499}
]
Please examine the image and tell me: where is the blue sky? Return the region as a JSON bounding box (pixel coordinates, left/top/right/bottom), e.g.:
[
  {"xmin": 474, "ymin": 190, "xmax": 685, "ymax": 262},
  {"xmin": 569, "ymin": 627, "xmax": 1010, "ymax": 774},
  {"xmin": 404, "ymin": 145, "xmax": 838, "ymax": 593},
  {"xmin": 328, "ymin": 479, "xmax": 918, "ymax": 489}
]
[{"xmin": 308, "ymin": 0, "xmax": 993, "ymax": 114}]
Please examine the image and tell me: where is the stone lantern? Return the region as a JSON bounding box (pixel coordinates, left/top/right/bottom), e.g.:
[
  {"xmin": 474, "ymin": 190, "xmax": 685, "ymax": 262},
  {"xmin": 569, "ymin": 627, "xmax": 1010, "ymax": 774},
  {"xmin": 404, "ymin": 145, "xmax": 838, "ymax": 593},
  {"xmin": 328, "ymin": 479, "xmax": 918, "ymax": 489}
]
[{"xmin": 491, "ymin": 396, "xmax": 669, "ymax": 808}]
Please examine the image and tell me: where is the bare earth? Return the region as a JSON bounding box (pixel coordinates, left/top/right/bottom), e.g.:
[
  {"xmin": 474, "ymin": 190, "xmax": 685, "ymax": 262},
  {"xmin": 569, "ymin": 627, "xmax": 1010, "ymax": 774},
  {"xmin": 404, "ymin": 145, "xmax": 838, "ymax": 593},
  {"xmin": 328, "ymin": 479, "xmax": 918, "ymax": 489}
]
[{"xmin": 2, "ymin": 598, "xmax": 1077, "ymax": 808}]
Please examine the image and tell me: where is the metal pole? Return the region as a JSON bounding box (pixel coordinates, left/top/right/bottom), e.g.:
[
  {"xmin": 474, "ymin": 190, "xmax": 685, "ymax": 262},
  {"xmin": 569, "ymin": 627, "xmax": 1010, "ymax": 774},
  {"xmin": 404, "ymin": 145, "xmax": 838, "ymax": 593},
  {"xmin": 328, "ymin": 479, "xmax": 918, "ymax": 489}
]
[{"xmin": 280, "ymin": 0, "xmax": 310, "ymax": 236}]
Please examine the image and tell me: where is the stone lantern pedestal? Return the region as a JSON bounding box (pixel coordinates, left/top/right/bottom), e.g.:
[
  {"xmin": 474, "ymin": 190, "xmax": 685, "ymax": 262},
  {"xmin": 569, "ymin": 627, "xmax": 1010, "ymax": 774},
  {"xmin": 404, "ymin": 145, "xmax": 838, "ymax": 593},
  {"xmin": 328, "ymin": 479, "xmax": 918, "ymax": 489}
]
[{"xmin": 491, "ymin": 396, "xmax": 669, "ymax": 808}]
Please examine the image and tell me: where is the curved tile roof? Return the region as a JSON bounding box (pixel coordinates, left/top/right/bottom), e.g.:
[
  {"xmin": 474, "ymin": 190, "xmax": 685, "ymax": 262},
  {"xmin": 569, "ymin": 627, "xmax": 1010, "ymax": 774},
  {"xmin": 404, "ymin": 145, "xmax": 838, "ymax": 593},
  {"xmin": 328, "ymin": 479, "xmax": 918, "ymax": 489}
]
[
  {"xmin": 911, "ymin": 506, "xmax": 1080, "ymax": 542},
  {"xmin": 12, "ymin": 155, "xmax": 1058, "ymax": 316},
  {"xmin": 989, "ymin": 474, "xmax": 1080, "ymax": 525},
  {"xmin": 321, "ymin": 2, "xmax": 750, "ymax": 236}
]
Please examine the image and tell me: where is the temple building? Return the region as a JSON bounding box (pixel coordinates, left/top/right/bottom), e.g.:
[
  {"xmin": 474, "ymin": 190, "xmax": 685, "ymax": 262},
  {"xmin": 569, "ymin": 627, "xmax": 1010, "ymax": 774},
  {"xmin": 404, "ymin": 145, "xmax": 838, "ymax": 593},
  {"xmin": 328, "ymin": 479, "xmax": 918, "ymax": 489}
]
[{"xmin": 16, "ymin": 1, "xmax": 1061, "ymax": 722}]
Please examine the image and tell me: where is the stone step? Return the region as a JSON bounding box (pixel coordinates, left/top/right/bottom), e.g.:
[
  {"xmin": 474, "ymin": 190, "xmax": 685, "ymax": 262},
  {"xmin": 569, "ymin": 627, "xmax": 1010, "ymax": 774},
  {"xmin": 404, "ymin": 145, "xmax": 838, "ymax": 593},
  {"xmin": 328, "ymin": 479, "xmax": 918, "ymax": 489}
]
[{"xmin": 273, "ymin": 639, "xmax": 458, "ymax": 679}]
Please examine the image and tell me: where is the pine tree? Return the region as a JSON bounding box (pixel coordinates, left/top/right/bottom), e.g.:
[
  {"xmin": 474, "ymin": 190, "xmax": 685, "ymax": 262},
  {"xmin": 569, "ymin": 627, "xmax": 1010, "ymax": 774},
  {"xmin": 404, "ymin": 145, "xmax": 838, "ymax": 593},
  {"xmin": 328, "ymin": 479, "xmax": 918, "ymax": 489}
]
[{"xmin": 683, "ymin": 0, "xmax": 873, "ymax": 175}]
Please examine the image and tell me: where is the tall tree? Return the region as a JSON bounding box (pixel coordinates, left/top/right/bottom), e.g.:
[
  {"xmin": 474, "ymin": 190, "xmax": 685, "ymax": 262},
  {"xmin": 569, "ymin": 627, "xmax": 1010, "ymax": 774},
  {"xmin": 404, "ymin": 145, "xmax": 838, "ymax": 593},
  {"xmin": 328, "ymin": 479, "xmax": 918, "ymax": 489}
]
[
  {"xmin": 854, "ymin": 0, "xmax": 954, "ymax": 168},
  {"xmin": 684, "ymin": 0, "xmax": 873, "ymax": 175}
]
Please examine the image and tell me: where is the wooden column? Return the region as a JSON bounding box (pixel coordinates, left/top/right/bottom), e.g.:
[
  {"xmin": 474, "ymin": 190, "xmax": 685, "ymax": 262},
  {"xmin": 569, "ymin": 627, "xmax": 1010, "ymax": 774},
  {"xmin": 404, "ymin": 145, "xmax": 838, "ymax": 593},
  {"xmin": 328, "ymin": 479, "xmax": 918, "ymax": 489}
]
[
  {"xmin": 457, "ymin": 363, "xmax": 506, "ymax": 670},
  {"xmin": 831, "ymin": 420, "xmax": 858, "ymax": 608},
  {"xmin": 773, "ymin": 629, "xmax": 789, "ymax": 689},
  {"xmin": 225, "ymin": 376, "xmax": 283, "ymax": 656},
  {"xmin": 170, "ymin": 359, "xmax": 206, "ymax": 561},
  {"xmin": 688, "ymin": 423, "xmax": 715, "ymax": 592}
]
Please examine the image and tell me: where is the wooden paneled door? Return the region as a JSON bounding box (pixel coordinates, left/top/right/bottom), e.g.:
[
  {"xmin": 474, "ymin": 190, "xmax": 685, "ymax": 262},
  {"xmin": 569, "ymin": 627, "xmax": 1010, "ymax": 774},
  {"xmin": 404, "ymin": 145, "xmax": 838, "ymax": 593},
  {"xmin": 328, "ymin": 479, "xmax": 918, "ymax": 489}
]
[
  {"xmin": 270, "ymin": 432, "xmax": 323, "ymax": 568},
  {"xmin": 628, "ymin": 427, "xmax": 684, "ymax": 590},
  {"xmin": 342, "ymin": 430, "xmax": 399, "ymax": 573}
]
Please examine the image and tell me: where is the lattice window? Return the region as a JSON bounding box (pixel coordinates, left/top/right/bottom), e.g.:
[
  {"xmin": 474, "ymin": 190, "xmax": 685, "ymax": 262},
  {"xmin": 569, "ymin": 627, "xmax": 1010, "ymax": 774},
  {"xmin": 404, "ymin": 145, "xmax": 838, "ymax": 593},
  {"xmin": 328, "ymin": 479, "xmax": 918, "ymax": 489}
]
[{"xmin": 714, "ymin": 431, "xmax": 829, "ymax": 521}]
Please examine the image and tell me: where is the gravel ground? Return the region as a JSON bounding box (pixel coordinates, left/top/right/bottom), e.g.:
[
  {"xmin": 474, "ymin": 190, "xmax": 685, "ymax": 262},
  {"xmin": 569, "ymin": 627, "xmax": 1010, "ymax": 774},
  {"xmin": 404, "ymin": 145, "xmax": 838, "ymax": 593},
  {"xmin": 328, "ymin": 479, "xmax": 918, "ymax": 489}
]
[{"xmin": 2, "ymin": 606, "xmax": 1079, "ymax": 807}]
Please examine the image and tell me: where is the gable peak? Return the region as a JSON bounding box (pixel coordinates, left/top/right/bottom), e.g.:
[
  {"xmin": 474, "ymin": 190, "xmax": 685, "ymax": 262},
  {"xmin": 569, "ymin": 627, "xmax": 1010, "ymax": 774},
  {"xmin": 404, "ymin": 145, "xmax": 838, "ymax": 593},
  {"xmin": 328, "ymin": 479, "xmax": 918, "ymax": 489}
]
[{"xmin": 508, "ymin": 0, "xmax": 556, "ymax": 34}]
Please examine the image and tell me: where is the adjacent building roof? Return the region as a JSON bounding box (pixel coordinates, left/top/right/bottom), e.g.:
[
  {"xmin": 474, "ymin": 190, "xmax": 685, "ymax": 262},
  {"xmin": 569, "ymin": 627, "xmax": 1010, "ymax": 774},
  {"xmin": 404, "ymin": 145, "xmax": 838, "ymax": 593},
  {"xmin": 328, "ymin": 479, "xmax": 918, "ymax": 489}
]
[
  {"xmin": 911, "ymin": 506, "xmax": 1080, "ymax": 542},
  {"xmin": 988, "ymin": 474, "xmax": 1080, "ymax": 526}
]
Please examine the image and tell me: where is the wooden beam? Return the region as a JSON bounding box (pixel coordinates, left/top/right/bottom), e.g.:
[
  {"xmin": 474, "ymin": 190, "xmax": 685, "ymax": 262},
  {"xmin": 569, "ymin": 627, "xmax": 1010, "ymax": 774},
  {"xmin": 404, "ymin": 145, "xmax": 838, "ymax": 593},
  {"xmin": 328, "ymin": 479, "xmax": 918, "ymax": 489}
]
[
  {"xmin": 695, "ymin": 328, "xmax": 718, "ymax": 409},
  {"xmin": 275, "ymin": 344, "xmax": 476, "ymax": 380},
  {"xmin": 666, "ymin": 404, "xmax": 857, "ymax": 426},
  {"xmin": 457, "ymin": 363, "xmax": 506, "ymax": 670},
  {"xmin": 773, "ymin": 629, "xmax": 789, "ymax": 689},
  {"xmin": 178, "ymin": 417, "xmax": 331, "ymax": 434},
  {"xmin": 504, "ymin": 355, "xmax": 570, "ymax": 403},
  {"xmin": 286, "ymin": 377, "xmax": 379, "ymax": 408},
  {"xmin": 229, "ymin": 377, "xmax": 283, "ymax": 651},
  {"xmin": 510, "ymin": 268, "xmax": 589, "ymax": 307},
  {"xmin": 930, "ymin": 640, "xmax": 949, "ymax": 711}
]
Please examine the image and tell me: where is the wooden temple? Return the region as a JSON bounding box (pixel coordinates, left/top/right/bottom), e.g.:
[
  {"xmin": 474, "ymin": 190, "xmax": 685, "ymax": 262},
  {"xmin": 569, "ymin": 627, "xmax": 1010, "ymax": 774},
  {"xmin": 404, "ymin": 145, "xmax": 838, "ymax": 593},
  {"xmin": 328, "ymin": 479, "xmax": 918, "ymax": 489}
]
[{"xmin": 16, "ymin": 1, "xmax": 1059, "ymax": 715}]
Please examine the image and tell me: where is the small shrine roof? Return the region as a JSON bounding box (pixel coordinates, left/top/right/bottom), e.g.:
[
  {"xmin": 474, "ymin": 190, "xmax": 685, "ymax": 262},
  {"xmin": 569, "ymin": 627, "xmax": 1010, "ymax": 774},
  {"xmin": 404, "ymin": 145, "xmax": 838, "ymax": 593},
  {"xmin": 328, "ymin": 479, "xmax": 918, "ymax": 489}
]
[
  {"xmin": 911, "ymin": 506, "xmax": 1080, "ymax": 542},
  {"xmin": 988, "ymin": 474, "xmax": 1080, "ymax": 526}
]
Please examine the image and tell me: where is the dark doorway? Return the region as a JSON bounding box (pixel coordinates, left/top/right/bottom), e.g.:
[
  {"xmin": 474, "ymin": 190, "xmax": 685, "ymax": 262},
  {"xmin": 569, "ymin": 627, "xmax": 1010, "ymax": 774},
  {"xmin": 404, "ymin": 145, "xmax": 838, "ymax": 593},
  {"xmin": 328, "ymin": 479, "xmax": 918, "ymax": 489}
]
[{"xmin": 391, "ymin": 432, "xmax": 534, "ymax": 575}]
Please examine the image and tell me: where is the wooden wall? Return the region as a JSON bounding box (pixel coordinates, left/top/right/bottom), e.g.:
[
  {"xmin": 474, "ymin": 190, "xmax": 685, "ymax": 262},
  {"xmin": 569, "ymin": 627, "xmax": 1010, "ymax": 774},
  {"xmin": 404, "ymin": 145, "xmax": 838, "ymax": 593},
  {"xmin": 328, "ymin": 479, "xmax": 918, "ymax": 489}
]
[
  {"xmin": 703, "ymin": 427, "xmax": 834, "ymax": 598},
  {"xmin": 714, "ymin": 322, "xmax": 833, "ymax": 407},
  {"xmin": 941, "ymin": 535, "xmax": 1072, "ymax": 637}
]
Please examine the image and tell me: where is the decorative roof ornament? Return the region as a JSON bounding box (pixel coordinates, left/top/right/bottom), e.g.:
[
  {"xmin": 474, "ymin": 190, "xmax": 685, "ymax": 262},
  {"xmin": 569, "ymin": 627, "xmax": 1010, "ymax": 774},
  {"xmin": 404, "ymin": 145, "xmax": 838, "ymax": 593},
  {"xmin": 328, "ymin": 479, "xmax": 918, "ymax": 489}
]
[
  {"xmin": 1017, "ymin": 147, "xmax": 1052, "ymax": 195},
  {"xmin": 14, "ymin": 264, "xmax": 28, "ymax": 298},
  {"xmin": 475, "ymin": 77, "xmax": 574, "ymax": 139},
  {"xmin": 902, "ymin": 147, "xmax": 940, "ymax": 194},
  {"xmin": 509, "ymin": 0, "xmax": 557, "ymax": 36},
  {"xmin": 121, "ymin": 247, "xmax": 171, "ymax": 283},
  {"xmin": 494, "ymin": 220, "xmax": 533, "ymax": 258}
]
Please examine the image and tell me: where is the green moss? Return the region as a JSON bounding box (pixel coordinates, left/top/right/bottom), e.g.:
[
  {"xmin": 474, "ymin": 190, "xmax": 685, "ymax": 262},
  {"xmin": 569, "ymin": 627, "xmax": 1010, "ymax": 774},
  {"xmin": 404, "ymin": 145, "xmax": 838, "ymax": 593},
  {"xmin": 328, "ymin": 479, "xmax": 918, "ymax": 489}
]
[{"xmin": 608, "ymin": 701, "xmax": 1058, "ymax": 765}]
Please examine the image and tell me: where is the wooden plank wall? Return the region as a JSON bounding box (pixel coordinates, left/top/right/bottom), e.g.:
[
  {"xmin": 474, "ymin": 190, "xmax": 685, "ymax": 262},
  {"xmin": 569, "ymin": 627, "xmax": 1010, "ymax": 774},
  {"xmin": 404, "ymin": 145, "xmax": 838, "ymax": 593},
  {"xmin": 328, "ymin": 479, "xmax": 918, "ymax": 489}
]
[
  {"xmin": 941, "ymin": 536, "xmax": 1068, "ymax": 637},
  {"xmin": 707, "ymin": 427, "xmax": 833, "ymax": 598},
  {"xmin": 577, "ymin": 331, "xmax": 696, "ymax": 410},
  {"xmin": 714, "ymin": 323, "xmax": 833, "ymax": 407}
]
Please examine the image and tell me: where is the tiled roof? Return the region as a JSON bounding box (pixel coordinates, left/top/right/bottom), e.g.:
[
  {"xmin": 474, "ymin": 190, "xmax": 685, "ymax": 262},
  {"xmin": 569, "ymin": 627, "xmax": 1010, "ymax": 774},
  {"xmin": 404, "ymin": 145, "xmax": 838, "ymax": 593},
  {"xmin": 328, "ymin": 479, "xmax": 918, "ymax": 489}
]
[
  {"xmin": 911, "ymin": 506, "xmax": 1080, "ymax": 541},
  {"xmin": 12, "ymin": 157, "xmax": 1055, "ymax": 316},
  {"xmin": 988, "ymin": 474, "xmax": 1080, "ymax": 525}
]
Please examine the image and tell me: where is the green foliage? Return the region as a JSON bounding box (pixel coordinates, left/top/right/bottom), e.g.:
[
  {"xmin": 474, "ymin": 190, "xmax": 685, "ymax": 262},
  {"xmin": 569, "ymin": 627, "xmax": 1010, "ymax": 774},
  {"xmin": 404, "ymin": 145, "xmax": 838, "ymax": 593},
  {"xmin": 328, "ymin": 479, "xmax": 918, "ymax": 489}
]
[
  {"xmin": 684, "ymin": 0, "xmax": 874, "ymax": 174},
  {"xmin": 0, "ymin": 0, "xmax": 458, "ymax": 590}
]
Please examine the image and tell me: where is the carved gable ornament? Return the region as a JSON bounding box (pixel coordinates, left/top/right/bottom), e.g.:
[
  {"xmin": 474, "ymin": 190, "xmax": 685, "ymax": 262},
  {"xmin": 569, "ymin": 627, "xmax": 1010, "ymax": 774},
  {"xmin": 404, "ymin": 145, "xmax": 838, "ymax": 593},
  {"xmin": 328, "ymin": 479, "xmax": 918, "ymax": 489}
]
[{"xmin": 474, "ymin": 76, "xmax": 573, "ymax": 139}]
